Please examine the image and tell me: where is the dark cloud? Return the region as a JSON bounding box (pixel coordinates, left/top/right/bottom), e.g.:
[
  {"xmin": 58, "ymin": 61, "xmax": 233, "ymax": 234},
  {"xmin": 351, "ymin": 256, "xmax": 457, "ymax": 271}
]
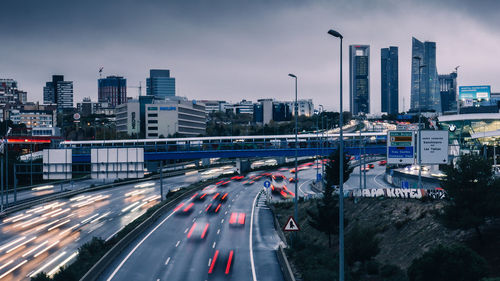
[{"xmin": 0, "ymin": 0, "xmax": 499, "ymax": 112}]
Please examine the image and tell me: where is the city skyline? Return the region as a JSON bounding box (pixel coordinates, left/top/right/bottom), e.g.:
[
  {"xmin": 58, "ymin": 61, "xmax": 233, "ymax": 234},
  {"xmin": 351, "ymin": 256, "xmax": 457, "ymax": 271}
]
[{"xmin": 1, "ymin": 0, "xmax": 500, "ymax": 113}]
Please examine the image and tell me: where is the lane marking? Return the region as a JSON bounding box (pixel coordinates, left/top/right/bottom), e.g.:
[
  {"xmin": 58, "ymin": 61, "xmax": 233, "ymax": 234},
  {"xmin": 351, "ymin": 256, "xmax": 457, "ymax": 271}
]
[
  {"xmin": 249, "ymin": 190, "xmax": 260, "ymax": 281},
  {"xmin": 106, "ymin": 209, "xmax": 178, "ymax": 281},
  {"xmin": 373, "ymin": 169, "xmax": 387, "ymax": 188},
  {"xmin": 212, "ymin": 242, "xmax": 216, "ymax": 248},
  {"xmin": 298, "ymin": 179, "xmax": 313, "ymax": 195},
  {"xmin": 217, "ymin": 229, "xmax": 221, "ymax": 235},
  {"xmin": 175, "ymin": 240, "xmax": 180, "ymax": 247},
  {"xmin": 208, "ymin": 258, "xmax": 212, "ymax": 267},
  {"xmin": 165, "ymin": 257, "xmax": 171, "ymax": 265},
  {"xmin": 184, "ymin": 228, "xmax": 189, "ymax": 233},
  {"xmin": 221, "ymin": 219, "xmax": 224, "ymax": 224}
]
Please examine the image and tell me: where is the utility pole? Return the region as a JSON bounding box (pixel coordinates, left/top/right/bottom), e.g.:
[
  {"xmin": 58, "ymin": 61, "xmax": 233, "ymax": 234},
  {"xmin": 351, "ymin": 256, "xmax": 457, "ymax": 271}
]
[
  {"xmin": 455, "ymin": 66, "xmax": 460, "ymax": 114},
  {"xmin": 160, "ymin": 161, "xmax": 164, "ymax": 201}
]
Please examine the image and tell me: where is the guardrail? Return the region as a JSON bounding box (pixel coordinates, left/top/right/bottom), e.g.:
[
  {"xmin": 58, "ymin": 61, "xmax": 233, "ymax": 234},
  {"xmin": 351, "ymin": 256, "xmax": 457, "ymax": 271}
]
[
  {"xmin": 276, "ymin": 244, "xmax": 296, "ymax": 281},
  {"xmin": 0, "ymin": 170, "xmax": 189, "ymax": 218},
  {"xmin": 80, "ymin": 180, "xmax": 211, "ymax": 281}
]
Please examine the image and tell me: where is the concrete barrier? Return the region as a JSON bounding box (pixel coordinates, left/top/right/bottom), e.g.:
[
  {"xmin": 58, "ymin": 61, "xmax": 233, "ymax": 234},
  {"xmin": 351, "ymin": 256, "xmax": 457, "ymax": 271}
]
[{"xmin": 79, "ymin": 184, "xmax": 204, "ymax": 281}]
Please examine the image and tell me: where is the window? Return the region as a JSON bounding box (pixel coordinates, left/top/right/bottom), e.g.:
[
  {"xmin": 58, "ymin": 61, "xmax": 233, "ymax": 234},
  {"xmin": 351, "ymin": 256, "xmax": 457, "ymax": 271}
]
[
  {"xmin": 148, "ymin": 113, "xmax": 158, "ymax": 117},
  {"xmin": 147, "ymin": 107, "xmax": 158, "ymax": 111},
  {"xmin": 148, "ymin": 120, "xmax": 158, "ymax": 124},
  {"xmin": 148, "ymin": 127, "xmax": 158, "ymax": 131}
]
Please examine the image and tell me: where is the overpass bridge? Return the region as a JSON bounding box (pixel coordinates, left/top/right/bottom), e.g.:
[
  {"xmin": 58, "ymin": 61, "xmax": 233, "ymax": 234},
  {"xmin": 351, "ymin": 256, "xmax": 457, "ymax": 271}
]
[{"xmin": 60, "ymin": 132, "xmax": 388, "ymax": 162}]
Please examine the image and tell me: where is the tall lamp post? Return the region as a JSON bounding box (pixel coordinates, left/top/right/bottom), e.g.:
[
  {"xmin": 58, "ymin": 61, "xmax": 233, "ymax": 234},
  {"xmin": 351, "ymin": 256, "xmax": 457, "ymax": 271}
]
[
  {"xmin": 413, "ymin": 56, "xmax": 426, "ymax": 189},
  {"xmin": 288, "ymin": 73, "xmax": 299, "ymax": 232},
  {"xmin": 328, "ymin": 28, "xmax": 344, "ymax": 281}
]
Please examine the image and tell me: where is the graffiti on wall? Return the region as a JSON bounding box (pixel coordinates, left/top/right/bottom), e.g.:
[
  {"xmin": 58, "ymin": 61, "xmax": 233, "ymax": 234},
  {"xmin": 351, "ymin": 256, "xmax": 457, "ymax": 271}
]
[{"xmin": 348, "ymin": 188, "xmax": 446, "ymax": 199}]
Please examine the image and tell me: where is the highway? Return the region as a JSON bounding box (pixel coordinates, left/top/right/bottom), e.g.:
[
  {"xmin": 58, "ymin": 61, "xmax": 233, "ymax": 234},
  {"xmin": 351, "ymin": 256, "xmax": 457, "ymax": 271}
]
[
  {"xmin": 99, "ymin": 171, "xmax": 287, "ymax": 281},
  {"xmin": 0, "ymin": 166, "xmax": 234, "ymax": 281}
]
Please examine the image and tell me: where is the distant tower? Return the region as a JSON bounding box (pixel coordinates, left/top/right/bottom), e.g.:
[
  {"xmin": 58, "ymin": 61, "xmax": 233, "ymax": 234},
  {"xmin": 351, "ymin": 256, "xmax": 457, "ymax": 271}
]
[
  {"xmin": 411, "ymin": 37, "xmax": 440, "ymax": 112},
  {"xmin": 349, "ymin": 45, "xmax": 370, "ymax": 115},
  {"xmin": 98, "ymin": 76, "xmax": 127, "ymax": 108},
  {"xmin": 381, "ymin": 46, "xmax": 399, "ymax": 115},
  {"xmin": 43, "ymin": 75, "xmax": 73, "ymax": 110}
]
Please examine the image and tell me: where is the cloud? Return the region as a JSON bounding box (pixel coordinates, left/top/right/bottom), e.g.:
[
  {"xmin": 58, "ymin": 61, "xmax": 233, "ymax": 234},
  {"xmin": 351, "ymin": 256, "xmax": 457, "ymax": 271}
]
[{"xmin": 0, "ymin": 0, "xmax": 498, "ymax": 113}]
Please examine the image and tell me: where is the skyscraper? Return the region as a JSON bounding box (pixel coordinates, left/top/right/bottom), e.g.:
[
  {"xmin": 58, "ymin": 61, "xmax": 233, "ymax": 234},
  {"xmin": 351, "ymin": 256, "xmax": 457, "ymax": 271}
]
[
  {"xmin": 381, "ymin": 46, "xmax": 399, "ymax": 115},
  {"xmin": 410, "ymin": 37, "xmax": 440, "ymax": 112},
  {"xmin": 146, "ymin": 69, "xmax": 175, "ymax": 98},
  {"xmin": 43, "ymin": 75, "xmax": 73, "ymax": 110},
  {"xmin": 98, "ymin": 75, "xmax": 127, "ymax": 108},
  {"xmin": 349, "ymin": 45, "xmax": 370, "ymax": 115},
  {"xmin": 439, "ymin": 72, "xmax": 458, "ymax": 113}
]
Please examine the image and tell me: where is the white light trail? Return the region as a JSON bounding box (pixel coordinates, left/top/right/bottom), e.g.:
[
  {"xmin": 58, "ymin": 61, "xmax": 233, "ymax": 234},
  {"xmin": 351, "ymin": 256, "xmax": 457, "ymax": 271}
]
[
  {"xmin": 47, "ymin": 251, "xmax": 78, "ymax": 277},
  {"xmin": 90, "ymin": 212, "xmax": 110, "ymax": 224},
  {"xmin": 0, "ymin": 260, "xmax": 28, "ymax": 279},
  {"xmin": 0, "ymin": 237, "xmax": 26, "ymax": 252},
  {"xmin": 33, "ymin": 240, "xmax": 59, "ymax": 258},
  {"xmin": 121, "ymin": 202, "xmax": 140, "ymax": 213},
  {"xmin": 131, "ymin": 202, "xmax": 147, "ymax": 212},
  {"xmin": 47, "ymin": 219, "xmax": 71, "ymax": 232},
  {"xmin": 28, "ymin": 251, "xmax": 66, "ymax": 277},
  {"xmin": 0, "ymin": 260, "xmax": 14, "ymax": 271},
  {"xmin": 22, "ymin": 241, "xmax": 48, "ymax": 257},
  {"xmin": 81, "ymin": 213, "xmax": 100, "ymax": 224},
  {"xmin": 32, "ymin": 185, "xmax": 54, "ymax": 191},
  {"xmin": 6, "ymin": 236, "xmax": 37, "ymax": 254}
]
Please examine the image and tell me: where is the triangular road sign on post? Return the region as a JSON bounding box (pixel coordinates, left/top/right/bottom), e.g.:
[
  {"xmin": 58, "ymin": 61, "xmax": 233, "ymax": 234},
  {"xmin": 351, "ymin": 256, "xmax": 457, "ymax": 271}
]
[{"xmin": 283, "ymin": 216, "xmax": 300, "ymax": 232}]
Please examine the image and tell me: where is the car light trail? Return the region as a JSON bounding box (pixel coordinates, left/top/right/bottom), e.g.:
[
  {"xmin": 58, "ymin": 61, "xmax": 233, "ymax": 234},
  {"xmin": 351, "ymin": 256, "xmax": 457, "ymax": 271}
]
[
  {"xmin": 0, "ymin": 260, "xmax": 14, "ymax": 271},
  {"xmin": 187, "ymin": 223, "xmax": 197, "ymax": 238},
  {"xmin": 47, "ymin": 251, "xmax": 78, "ymax": 277},
  {"xmin": 6, "ymin": 236, "xmax": 37, "ymax": 254},
  {"xmin": 0, "ymin": 260, "xmax": 28, "ymax": 279},
  {"xmin": 183, "ymin": 203, "xmax": 194, "ymax": 212},
  {"xmin": 215, "ymin": 204, "xmax": 222, "ymax": 213},
  {"xmin": 90, "ymin": 212, "xmax": 110, "ymax": 224},
  {"xmin": 33, "ymin": 240, "xmax": 59, "ymax": 258},
  {"xmin": 18, "ymin": 216, "xmax": 48, "ymax": 228},
  {"xmin": 131, "ymin": 202, "xmax": 147, "ymax": 212},
  {"xmin": 229, "ymin": 213, "xmax": 238, "ymax": 224},
  {"xmin": 47, "ymin": 219, "xmax": 71, "ymax": 232},
  {"xmin": 81, "ymin": 213, "xmax": 100, "ymax": 224},
  {"xmin": 58, "ymin": 223, "xmax": 81, "ymax": 237},
  {"xmin": 201, "ymin": 223, "xmax": 210, "ymax": 239},
  {"xmin": 173, "ymin": 203, "xmax": 184, "ymax": 212},
  {"xmin": 42, "ymin": 208, "xmax": 63, "ymax": 217},
  {"xmin": 225, "ymin": 250, "xmax": 234, "ymax": 274},
  {"xmin": 28, "ymin": 251, "xmax": 66, "ymax": 278},
  {"xmin": 0, "ymin": 237, "xmax": 26, "ymax": 252},
  {"xmin": 21, "ymin": 241, "xmax": 48, "ymax": 258},
  {"xmin": 121, "ymin": 202, "xmax": 140, "ymax": 212},
  {"xmin": 134, "ymin": 182, "xmax": 155, "ymax": 188},
  {"xmin": 32, "ymin": 185, "xmax": 54, "ymax": 191},
  {"xmin": 208, "ymin": 250, "xmax": 219, "ymax": 274},
  {"xmin": 3, "ymin": 213, "xmax": 26, "ymax": 223},
  {"xmin": 50, "ymin": 208, "xmax": 70, "ymax": 217}
]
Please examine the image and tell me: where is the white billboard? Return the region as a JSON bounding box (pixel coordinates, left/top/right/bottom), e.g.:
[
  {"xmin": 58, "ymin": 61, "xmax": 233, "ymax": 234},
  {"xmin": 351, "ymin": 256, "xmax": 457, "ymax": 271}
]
[
  {"xmin": 419, "ymin": 131, "xmax": 449, "ymax": 164},
  {"xmin": 91, "ymin": 148, "xmax": 144, "ymax": 179},
  {"xmin": 43, "ymin": 149, "xmax": 72, "ymax": 180}
]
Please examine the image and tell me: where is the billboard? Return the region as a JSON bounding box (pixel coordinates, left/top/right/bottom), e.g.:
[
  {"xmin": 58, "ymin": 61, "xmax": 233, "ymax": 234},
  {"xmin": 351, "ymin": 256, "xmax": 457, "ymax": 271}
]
[
  {"xmin": 419, "ymin": 131, "xmax": 449, "ymax": 164},
  {"xmin": 387, "ymin": 131, "xmax": 415, "ymax": 164},
  {"xmin": 459, "ymin": 85, "xmax": 491, "ymax": 100}
]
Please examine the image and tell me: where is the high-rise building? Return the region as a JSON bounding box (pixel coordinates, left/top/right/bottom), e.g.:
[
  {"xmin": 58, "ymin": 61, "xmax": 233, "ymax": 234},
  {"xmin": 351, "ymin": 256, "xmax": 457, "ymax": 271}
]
[
  {"xmin": 439, "ymin": 72, "xmax": 458, "ymax": 113},
  {"xmin": 43, "ymin": 75, "xmax": 73, "ymax": 110},
  {"xmin": 98, "ymin": 76, "xmax": 127, "ymax": 108},
  {"xmin": 349, "ymin": 45, "xmax": 370, "ymax": 115},
  {"xmin": 146, "ymin": 69, "xmax": 175, "ymax": 98},
  {"xmin": 410, "ymin": 37, "xmax": 440, "ymax": 112},
  {"xmin": 381, "ymin": 46, "xmax": 399, "ymax": 115}
]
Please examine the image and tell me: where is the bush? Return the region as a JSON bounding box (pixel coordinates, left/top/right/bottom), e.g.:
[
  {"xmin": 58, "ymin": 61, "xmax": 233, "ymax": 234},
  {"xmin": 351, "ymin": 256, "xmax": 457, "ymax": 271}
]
[
  {"xmin": 380, "ymin": 264, "xmax": 408, "ymax": 281},
  {"xmin": 345, "ymin": 224, "xmax": 380, "ymax": 265},
  {"xmin": 365, "ymin": 260, "xmax": 379, "ymax": 275},
  {"xmin": 408, "ymin": 244, "xmax": 488, "ymax": 281}
]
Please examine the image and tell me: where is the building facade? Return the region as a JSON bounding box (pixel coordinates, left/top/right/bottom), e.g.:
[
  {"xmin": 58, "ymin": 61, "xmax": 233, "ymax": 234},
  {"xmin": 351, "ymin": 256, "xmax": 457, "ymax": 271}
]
[
  {"xmin": 43, "ymin": 75, "xmax": 73, "ymax": 110},
  {"xmin": 439, "ymin": 72, "xmax": 458, "ymax": 113},
  {"xmin": 411, "ymin": 37, "xmax": 440, "ymax": 112},
  {"xmin": 116, "ymin": 100, "xmax": 141, "ymax": 136},
  {"xmin": 98, "ymin": 76, "xmax": 127, "ymax": 108},
  {"xmin": 145, "ymin": 100, "xmax": 206, "ymax": 137},
  {"xmin": 349, "ymin": 45, "xmax": 370, "ymax": 115},
  {"xmin": 146, "ymin": 69, "xmax": 175, "ymax": 98},
  {"xmin": 381, "ymin": 46, "xmax": 399, "ymax": 115}
]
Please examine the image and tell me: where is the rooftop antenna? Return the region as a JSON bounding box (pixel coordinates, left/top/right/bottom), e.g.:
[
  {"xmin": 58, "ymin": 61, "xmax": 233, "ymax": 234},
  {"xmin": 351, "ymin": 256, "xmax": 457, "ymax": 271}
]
[{"xmin": 99, "ymin": 67, "xmax": 104, "ymax": 79}]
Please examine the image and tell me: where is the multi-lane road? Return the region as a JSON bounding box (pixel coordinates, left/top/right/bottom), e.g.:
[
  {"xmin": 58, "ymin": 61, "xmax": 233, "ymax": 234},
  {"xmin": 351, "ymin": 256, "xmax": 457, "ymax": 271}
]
[{"xmin": 0, "ymin": 159, "xmax": 392, "ymax": 281}]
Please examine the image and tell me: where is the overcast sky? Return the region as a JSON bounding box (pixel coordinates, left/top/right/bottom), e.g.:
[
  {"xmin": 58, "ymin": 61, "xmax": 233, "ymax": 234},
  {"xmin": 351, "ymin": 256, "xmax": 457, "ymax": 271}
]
[{"xmin": 1, "ymin": 0, "xmax": 499, "ymax": 113}]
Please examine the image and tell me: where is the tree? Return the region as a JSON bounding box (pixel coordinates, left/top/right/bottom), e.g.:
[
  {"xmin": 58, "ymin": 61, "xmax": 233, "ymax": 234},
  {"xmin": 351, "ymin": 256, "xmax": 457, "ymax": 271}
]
[
  {"xmin": 440, "ymin": 154, "xmax": 500, "ymax": 240},
  {"xmin": 407, "ymin": 244, "xmax": 488, "ymax": 281},
  {"xmin": 324, "ymin": 146, "xmax": 354, "ymax": 189},
  {"xmin": 307, "ymin": 184, "xmax": 340, "ymax": 248}
]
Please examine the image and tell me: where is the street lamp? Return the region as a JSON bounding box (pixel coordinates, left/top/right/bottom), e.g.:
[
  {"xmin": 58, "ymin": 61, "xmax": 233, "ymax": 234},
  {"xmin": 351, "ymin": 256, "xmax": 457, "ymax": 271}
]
[
  {"xmin": 328, "ymin": 28, "xmax": 345, "ymax": 281},
  {"xmin": 413, "ymin": 56, "xmax": 426, "ymax": 189},
  {"xmin": 288, "ymin": 73, "xmax": 299, "ymax": 233}
]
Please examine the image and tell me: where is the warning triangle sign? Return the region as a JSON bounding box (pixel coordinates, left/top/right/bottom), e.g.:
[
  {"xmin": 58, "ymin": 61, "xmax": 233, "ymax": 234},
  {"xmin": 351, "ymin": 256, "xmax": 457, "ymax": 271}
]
[{"xmin": 283, "ymin": 216, "xmax": 300, "ymax": 232}]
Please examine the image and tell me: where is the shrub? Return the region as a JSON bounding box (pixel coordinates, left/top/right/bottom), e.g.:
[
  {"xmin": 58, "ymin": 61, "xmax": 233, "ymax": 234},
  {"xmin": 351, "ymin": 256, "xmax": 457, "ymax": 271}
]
[
  {"xmin": 345, "ymin": 224, "xmax": 380, "ymax": 265},
  {"xmin": 408, "ymin": 244, "xmax": 488, "ymax": 281}
]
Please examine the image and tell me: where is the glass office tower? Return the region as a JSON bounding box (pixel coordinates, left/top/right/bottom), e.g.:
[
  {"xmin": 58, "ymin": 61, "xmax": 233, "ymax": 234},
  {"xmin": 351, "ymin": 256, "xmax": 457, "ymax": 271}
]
[
  {"xmin": 381, "ymin": 46, "xmax": 399, "ymax": 115},
  {"xmin": 349, "ymin": 45, "xmax": 370, "ymax": 115},
  {"xmin": 411, "ymin": 37, "xmax": 440, "ymax": 112},
  {"xmin": 146, "ymin": 69, "xmax": 176, "ymax": 98}
]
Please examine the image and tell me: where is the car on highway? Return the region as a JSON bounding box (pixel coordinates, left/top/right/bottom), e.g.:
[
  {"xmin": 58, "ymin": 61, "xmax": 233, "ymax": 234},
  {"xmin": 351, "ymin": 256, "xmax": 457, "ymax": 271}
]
[
  {"xmin": 378, "ymin": 160, "xmax": 387, "ymax": 166},
  {"xmin": 361, "ymin": 166, "xmax": 370, "ymax": 171},
  {"xmin": 212, "ymin": 192, "xmax": 229, "ymax": 202},
  {"xmin": 193, "ymin": 192, "xmax": 208, "ymax": 201},
  {"xmin": 288, "ymin": 177, "xmax": 299, "ymax": 183},
  {"xmin": 187, "ymin": 221, "xmax": 210, "ymax": 239},
  {"xmin": 271, "ymin": 173, "xmax": 287, "ymax": 194},
  {"xmin": 174, "ymin": 202, "xmax": 195, "ymax": 215},
  {"xmin": 368, "ymin": 163, "xmax": 375, "ymax": 169},
  {"xmin": 216, "ymin": 180, "xmax": 231, "ymax": 187},
  {"xmin": 205, "ymin": 202, "xmax": 222, "ymax": 214},
  {"xmin": 229, "ymin": 212, "xmax": 246, "ymax": 226},
  {"xmin": 208, "ymin": 249, "xmax": 235, "ymax": 276},
  {"xmin": 231, "ymin": 175, "xmax": 244, "ymax": 181}
]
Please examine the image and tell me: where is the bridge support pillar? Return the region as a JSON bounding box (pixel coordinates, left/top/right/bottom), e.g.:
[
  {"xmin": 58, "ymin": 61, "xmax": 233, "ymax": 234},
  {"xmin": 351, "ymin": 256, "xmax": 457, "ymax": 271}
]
[{"xmin": 236, "ymin": 158, "xmax": 251, "ymax": 174}]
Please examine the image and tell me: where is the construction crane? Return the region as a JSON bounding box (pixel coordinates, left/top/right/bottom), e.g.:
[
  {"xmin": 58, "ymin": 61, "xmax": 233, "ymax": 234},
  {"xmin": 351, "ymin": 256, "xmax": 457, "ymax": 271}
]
[
  {"xmin": 128, "ymin": 81, "xmax": 143, "ymax": 98},
  {"xmin": 99, "ymin": 67, "xmax": 104, "ymax": 79}
]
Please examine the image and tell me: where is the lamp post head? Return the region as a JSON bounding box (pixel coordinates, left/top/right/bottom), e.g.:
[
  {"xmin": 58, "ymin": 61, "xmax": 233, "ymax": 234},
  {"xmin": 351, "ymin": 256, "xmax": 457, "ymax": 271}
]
[
  {"xmin": 288, "ymin": 73, "xmax": 296, "ymax": 78},
  {"xmin": 328, "ymin": 29, "xmax": 343, "ymax": 39}
]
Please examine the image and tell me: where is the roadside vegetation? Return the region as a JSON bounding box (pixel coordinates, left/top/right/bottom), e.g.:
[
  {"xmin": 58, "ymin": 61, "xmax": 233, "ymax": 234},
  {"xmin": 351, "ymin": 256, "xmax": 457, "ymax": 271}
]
[{"xmin": 272, "ymin": 152, "xmax": 500, "ymax": 281}]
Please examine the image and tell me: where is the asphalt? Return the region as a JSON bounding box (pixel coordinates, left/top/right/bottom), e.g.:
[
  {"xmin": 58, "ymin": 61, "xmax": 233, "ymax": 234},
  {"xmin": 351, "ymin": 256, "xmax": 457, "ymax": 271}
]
[{"xmin": 99, "ymin": 172, "xmax": 287, "ymax": 281}]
